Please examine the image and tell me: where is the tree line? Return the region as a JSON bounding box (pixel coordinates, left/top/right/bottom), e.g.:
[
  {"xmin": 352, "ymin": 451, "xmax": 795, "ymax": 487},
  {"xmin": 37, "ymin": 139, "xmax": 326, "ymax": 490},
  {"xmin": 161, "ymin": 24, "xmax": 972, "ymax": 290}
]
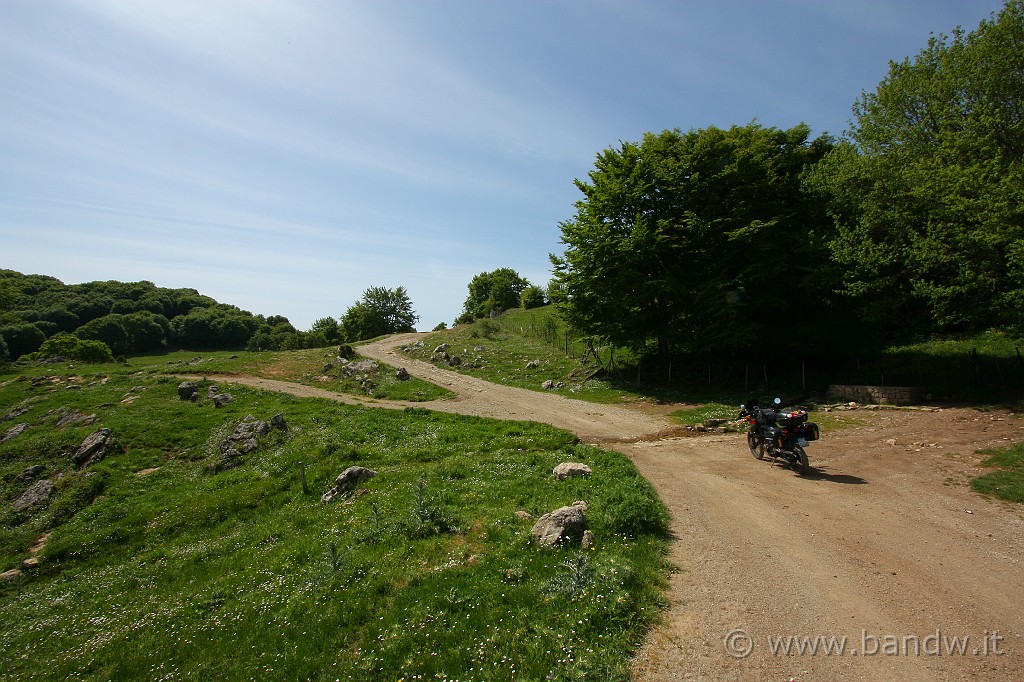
[{"xmin": 551, "ymin": 1, "xmax": 1024, "ymax": 358}]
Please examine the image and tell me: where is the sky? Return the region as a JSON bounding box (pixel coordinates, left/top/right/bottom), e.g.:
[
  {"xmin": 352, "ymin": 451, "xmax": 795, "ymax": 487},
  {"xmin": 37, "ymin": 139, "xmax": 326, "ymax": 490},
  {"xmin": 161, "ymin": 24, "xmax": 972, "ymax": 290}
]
[{"xmin": 0, "ymin": 0, "xmax": 1008, "ymax": 331}]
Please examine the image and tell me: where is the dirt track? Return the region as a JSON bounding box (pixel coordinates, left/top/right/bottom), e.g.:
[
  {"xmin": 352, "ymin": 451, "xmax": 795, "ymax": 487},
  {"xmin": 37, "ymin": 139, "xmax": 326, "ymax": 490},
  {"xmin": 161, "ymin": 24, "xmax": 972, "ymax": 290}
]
[{"xmin": 212, "ymin": 334, "xmax": 1024, "ymax": 680}]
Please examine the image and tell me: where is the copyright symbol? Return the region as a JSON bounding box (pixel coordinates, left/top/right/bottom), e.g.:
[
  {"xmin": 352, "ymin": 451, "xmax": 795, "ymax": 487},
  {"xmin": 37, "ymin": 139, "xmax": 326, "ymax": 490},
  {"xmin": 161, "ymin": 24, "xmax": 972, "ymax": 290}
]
[{"xmin": 724, "ymin": 628, "xmax": 753, "ymax": 659}]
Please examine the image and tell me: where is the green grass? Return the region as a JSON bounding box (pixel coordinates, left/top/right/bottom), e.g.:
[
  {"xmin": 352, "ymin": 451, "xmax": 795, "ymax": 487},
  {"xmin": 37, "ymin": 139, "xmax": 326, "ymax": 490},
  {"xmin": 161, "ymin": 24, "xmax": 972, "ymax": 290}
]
[
  {"xmin": 971, "ymin": 441, "xmax": 1024, "ymax": 503},
  {"xmin": 0, "ymin": 360, "xmax": 669, "ymax": 680}
]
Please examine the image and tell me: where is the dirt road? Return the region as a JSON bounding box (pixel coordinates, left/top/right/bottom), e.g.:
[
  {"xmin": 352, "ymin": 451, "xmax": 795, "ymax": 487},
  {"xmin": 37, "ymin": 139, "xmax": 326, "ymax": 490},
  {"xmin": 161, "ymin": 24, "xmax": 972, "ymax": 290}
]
[{"xmin": 214, "ymin": 334, "xmax": 1024, "ymax": 680}]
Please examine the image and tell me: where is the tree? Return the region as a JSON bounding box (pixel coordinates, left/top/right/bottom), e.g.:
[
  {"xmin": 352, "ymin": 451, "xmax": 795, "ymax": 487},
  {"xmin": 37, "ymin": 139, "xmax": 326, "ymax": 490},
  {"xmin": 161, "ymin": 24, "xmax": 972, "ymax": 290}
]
[
  {"xmin": 551, "ymin": 123, "xmax": 833, "ymax": 355},
  {"xmin": 0, "ymin": 322, "xmax": 48, "ymax": 359},
  {"xmin": 806, "ymin": 0, "xmax": 1024, "ymax": 335},
  {"xmin": 310, "ymin": 317, "xmax": 342, "ymax": 344},
  {"xmin": 460, "ymin": 268, "xmax": 530, "ymax": 321},
  {"xmin": 340, "ymin": 286, "xmax": 418, "ymax": 342},
  {"xmin": 519, "ymin": 285, "xmax": 547, "ymax": 309},
  {"xmin": 75, "ymin": 314, "xmax": 131, "ymax": 356}
]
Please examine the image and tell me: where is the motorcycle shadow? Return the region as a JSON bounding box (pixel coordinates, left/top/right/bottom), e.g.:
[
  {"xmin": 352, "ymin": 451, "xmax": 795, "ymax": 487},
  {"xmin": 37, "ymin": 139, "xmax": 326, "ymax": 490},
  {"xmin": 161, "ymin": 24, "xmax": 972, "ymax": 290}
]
[{"xmin": 796, "ymin": 464, "xmax": 868, "ymax": 485}]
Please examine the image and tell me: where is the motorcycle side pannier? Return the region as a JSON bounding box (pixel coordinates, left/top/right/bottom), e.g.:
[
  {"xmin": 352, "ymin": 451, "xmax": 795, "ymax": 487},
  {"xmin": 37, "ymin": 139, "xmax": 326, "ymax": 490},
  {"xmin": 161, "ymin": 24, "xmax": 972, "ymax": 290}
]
[{"xmin": 801, "ymin": 422, "xmax": 820, "ymax": 441}]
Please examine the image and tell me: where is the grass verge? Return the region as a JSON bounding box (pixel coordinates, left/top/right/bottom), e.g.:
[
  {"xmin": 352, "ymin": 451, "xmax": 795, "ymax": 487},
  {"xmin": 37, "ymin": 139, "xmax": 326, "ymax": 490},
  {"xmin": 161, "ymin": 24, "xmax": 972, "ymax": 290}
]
[{"xmin": 971, "ymin": 442, "xmax": 1024, "ymax": 503}]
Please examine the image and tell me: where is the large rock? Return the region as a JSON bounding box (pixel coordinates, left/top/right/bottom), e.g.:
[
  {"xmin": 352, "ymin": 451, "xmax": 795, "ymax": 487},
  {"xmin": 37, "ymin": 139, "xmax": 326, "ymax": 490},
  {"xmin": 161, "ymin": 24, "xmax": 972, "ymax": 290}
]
[
  {"xmin": 531, "ymin": 503, "xmax": 588, "ymax": 548},
  {"xmin": 72, "ymin": 428, "xmax": 112, "ymax": 467},
  {"xmin": 216, "ymin": 415, "xmax": 285, "ymax": 470},
  {"xmin": 553, "ymin": 462, "xmax": 592, "ymax": 480},
  {"xmin": 15, "ymin": 465, "xmax": 45, "ymax": 483},
  {"xmin": 12, "ymin": 479, "xmax": 55, "ymax": 512},
  {"xmin": 322, "ymin": 466, "xmax": 378, "ymax": 503},
  {"xmin": 177, "ymin": 382, "xmax": 199, "ymax": 401}
]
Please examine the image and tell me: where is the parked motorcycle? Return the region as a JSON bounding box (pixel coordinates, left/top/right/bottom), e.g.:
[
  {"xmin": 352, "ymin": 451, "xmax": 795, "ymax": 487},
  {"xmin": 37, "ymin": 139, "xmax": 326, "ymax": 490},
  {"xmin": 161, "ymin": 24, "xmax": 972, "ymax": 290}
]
[{"xmin": 739, "ymin": 398, "xmax": 819, "ymax": 474}]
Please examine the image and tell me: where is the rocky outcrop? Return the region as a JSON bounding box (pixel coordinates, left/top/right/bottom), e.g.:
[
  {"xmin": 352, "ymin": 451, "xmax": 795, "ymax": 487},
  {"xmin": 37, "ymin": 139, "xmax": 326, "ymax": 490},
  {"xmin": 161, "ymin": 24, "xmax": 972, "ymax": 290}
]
[
  {"xmin": 1, "ymin": 423, "xmax": 28, "ymax": 443},
  {"xmin": 177, "ymin": 381, "xmax": 200, "ymax": 401},
  {"xmin": 72, "ymin": 428, "xmax": 113, "ymax": 467},
  {"xmin": 322, "ymin": 466, "xmax": 378, "ymax": 503},
  {"xmin": 12, "ymin": 479, "xmax": 55, "ymax": 512},
  {"xmin": 216, "ymin": 414, "xmax": 287, "ymax": 470}
]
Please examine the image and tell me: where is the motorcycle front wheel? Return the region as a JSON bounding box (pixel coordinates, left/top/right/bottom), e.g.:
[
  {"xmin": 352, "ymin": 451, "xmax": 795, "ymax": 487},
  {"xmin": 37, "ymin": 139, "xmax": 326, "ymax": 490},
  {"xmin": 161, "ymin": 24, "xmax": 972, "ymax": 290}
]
[
  {"xmin": 747, "ymin": 432, "xmax": 764, "ymax": 460},
  {"xmin": 792, "ymin": 445, "xmax": 809, "ymax": 474}
]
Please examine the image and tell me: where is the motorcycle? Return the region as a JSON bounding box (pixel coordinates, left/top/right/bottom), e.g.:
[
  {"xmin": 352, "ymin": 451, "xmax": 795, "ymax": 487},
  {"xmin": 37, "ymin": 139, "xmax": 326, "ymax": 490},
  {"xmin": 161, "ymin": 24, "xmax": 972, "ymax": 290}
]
[{"xmin": 738, "ymin": 398, "xmax": 819, "ymax": 474}]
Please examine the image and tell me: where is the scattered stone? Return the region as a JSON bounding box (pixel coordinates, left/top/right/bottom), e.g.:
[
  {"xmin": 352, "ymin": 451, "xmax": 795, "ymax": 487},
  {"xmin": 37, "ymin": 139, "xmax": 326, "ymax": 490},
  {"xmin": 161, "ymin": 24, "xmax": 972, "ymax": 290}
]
[
  {"xmin": 12, "ymin": 479, "xmax": 55, "ymax": 512},
  {"xmin": 541, "ymin": 380, "xmax": 566, "ymax": 390},
  {"xmin": 531, "ymin": 503, "xmax": 588, "ymax": 548},
  {"xmin": 14, "ymin": 465, "xmax": 45, "ymax": 483},
  {"xmin": 448, "ymin": 356, "xmax": 462, "ymax": 367},
  {"xmin": 207, "ymin": 385, "xmax": 220, "ymax": 399},
  {"xmin": 514, "ymin": 510, "xmax": 534, "ymax": 521},
  {"xmin": 72, "ymin": 428, "xmax": 113, "ymax": 467},
  {"xmin": 553, "ymin": 462, "xmax": 593, "ymax": 480},
  {"xmin": 270, "ymin": 414, "xmax": 288, "ymax": 431},
  {"xmin": 215, "ymin": 416, "xmax": 278, "ymax": 469},
  {"xmin": 581, "ymin": 530, "xmax": 595, "ymax": 549},
  {"xmin": 337, "ymin": 345, "xmax": 356, "ymax": 359},
  {"xmin": 177, "ymin": 381, "xmax": 199, "ymax": 401},
  {"xmin": 1, "ymin": 423, "xmax": 28, "ymax": 443},
  {"xmin": 434, "ymin": 343, "xmax": 449, "ymax": 354},
  {"xmin": 396, "ymin": 367, "xmax": 411, "ymax": 381},
  {"xmin": 212, "ymin": 393, "xmax": 235, "ymax": 408},
  {"xmin": 525, "ymin": 360, "xmax": 540, "ymax": 369},
  {"xmin": 322, "ymin": 466, "xmax": 378, "ymax": 503},
  {"xmin": 886, "ymin": 438, "xmax": 898, "ymax": 446},
  {"xmin": 22, "ymin": 557, "xmax": 40, "ymax": 569}
]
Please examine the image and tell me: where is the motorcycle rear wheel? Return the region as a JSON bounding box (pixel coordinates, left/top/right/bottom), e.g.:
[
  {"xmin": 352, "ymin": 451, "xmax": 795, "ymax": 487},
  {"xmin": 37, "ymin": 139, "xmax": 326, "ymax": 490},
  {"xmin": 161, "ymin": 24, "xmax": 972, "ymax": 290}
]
[
  {"xmin": 792, "ymin": 445, "xmax": 809, "ymax": 474},
  {"xmin": 747, "ymin": 432, "xmax": 764, "ymax": 460}
]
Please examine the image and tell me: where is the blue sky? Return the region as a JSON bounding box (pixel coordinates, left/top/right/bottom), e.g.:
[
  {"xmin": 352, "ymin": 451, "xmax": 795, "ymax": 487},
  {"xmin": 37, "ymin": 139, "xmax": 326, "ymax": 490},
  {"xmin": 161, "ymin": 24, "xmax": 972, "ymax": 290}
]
[{"xmin": 0, "ymin": 0, "xmax": 1007, "ymax": 330}]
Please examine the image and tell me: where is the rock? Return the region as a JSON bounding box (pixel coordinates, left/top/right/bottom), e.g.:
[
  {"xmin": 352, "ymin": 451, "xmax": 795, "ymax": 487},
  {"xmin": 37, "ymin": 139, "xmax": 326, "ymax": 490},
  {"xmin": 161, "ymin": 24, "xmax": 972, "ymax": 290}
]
[
  {"xmin": 433, "ymin": 343, "xmax": 449, "ymax": 354},
  {"xmin": 12, "ymin": 479, "xmax": 55, "ymax": 512},
  {"xmin": 448, "ymin": 356, "xmax": 462, "ymax": 367},
  {"xmin": 14, "ymin": 465, "xmax": 45, "ymax": 483},
  {"xmin": 337, "ymin": 345, "xmax": 356, "ymax": 359},
  {"xmin": 531, "ymin": 503, "xmax": 588, "ymax": 548},
  {"xmin": 54, "ymin": 408, "xmax": 97, "ymax": 428},
  {"xmin": 72, "ymin": 428, "xmax": 113, "ymax": 467},
  {"xmin": 553, "ymin": 462, "xmax": 593, "ymax": 480},
  {"xmin": 581, "ymin": 530, "xmax": 595, "ymax": 549},
  {"xmin": 396, "ymin": 367, "xmax": 411, "ymax": 381},
  {"xmin": 1, "ymin": 423, "xmax": 28, "ymax": 443},
  {"xmin": 542, "ymin": 380, "xmax": 554, "ymax": 390},
  {"xmin": 514, "ymin": 510, "xmax": 534, "ymax": 521},
  {"xmin": 177, "ymin": 382, "xmax": 199, "ymax": 401},
  {"xmin": 1, "ymin": 569, "xmax": 22, "ymax": 583},
  {"xmin": 342, "ymin": 359, "xmax": 378, "ymax": 377},
  {"xmin": 525, "ymin": 360, "xmax": 540, "ymax": 369},
  {"xmin": 322, "ymin": 466, "xmax": 378, "ymax": 503},
  {"xmin": 22, "ymin": 557, "xmax": 40, "ymax": 569},
  {"xmin": 207, "ymin": 386, "xmax": 220, "ymax": 398},
  {"xmin": 212, "ymin": 393, "xmax": 235, "ymax": 408},
  {"xmin": 886, "ymin": 438, "xmax": 898, "ymax": 446},
  {"xmin": 270, "ymin": 414, "xmax": 288, "ymax": 431}
]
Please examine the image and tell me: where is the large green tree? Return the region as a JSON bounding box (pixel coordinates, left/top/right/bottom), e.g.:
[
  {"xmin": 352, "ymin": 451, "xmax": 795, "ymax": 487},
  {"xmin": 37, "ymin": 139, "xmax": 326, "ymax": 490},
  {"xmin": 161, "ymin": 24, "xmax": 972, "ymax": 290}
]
[
  {"xmin": 551, "ymin": 123, "xmax": 834, "ymax": 354},
  {"xmin": 459, "ymin": 268, "xmax": 531, "ymax": 323},
  {"xmin": 340, "ymin": 286, "xmax": 418, "ymax": 342},
  {"xmin": 806, "ymin": 0, "xmax": 1024, "ymax": 335}
]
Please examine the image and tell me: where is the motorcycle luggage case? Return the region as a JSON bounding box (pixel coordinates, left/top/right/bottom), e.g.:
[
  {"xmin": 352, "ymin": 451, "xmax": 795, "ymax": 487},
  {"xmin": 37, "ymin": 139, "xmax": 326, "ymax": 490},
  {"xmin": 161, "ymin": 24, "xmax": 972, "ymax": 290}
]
[
  {"xmin": 801, "ymin": 422, "xmax": 820, "ymax": 441},
  {"xmin": 764, "ymin": 426, "xmax": 783, "ymax": 448},
  {"xmin": 777, "ymin": 409, "xmax": 808, "ymax": 427}
]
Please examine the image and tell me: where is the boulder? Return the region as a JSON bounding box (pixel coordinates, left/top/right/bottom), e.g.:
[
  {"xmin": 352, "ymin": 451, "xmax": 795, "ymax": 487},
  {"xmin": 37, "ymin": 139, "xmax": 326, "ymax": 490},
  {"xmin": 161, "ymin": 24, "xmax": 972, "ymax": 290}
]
[
  {"xmin": 337, "ymin": 345, "xmax": 356, "ymax": 359},
  {"xmin": 270, "ymin": 414, "xmax": 288, "ymax": 431},
  {"xmin": 72, "ymin": 428, "xmax": 112, "ymax": 467},
  {"xmin": 177, "ymin": 381, "xmax": 199, "ymax": 401},
  {"xmin": 54, "ymin": 408, "xmax": 97, "ymax": 428},
  {"xmin": 12, "ymin": 479, "xmax": 55, "ymax": 512},
  {"xmin": 212, "ymin": 393, "xmax": 235, "ymax": 408},
  {"xmin": 207, "ymin": 385, "xmax": 220, "ymax": 398},
  {"xmin": 0, "ymin": 569, "xmax": 22, "ymax": 583},
  {"xmin": 14, "ymin": 465, "xmax": 45, "ymax": 483},
  {"xmin": 395, "ymin": 367, "xmax": 411, "ymax": 381},
  {"xmin": 525, "ymin": 360, "xmax": 540, "ymax": 369},
  {"xmin": 531, "ymin": 503, "xmax": 588, "ymax": 548},
  {"xmin": 553, "ymin": 462, "xmax": 592, "ymax": 480},
  {"xmin": 322, "ymin": 466, "xmax": 378, "ymax": 503}
]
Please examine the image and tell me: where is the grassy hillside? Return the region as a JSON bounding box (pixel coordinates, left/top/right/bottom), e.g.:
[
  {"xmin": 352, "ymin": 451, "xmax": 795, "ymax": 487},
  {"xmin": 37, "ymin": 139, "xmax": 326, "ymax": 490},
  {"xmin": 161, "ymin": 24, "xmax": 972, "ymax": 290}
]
[{"xmin": 0, "ymin": 354, "xmax": 669, "ymax": 680}]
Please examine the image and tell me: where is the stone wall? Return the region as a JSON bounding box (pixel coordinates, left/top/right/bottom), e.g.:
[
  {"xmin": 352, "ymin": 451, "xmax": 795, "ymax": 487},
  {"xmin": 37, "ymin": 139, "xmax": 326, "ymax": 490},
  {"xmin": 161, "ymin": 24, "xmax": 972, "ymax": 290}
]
[{"xmin": 826, "ymin": 384, "xmax": 924, "ymax": 406}]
